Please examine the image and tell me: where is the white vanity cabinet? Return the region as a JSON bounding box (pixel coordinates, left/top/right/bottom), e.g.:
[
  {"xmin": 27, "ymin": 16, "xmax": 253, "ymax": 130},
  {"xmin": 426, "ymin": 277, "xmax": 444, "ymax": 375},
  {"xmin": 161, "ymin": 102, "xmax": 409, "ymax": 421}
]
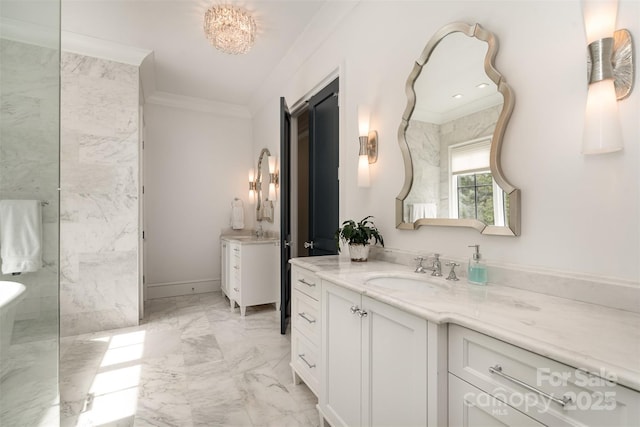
[
  {"xmin": 448, "ymin": 325, "xmax": 640, "ymax": 427},
  {"xmin": 320, "ymin": 280, "xmax": 444, "ymax": 427},
  {"xmin": 290, "ymin": 265, "xmax": 322, "ymax": 396},
  {"xmin": 223, "ymin": 239, "xmax": 279, "ymax": 316}
]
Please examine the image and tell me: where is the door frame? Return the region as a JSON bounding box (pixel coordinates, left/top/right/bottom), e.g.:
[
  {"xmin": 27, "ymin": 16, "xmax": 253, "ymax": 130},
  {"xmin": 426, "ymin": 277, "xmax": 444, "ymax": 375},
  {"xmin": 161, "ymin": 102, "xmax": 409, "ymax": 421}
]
[
  {"xmin": 286, "ymin": 65, "xmax": 346, "ymax": 257},
  {"xmin": 279, "ymin": 65, "xmax": 345, "ymax": 334}
]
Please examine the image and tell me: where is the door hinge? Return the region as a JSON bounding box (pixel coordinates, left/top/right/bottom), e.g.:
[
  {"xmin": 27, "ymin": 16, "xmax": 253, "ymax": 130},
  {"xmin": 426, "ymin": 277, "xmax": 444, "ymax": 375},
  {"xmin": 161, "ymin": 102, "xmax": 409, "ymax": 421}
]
[
  {"xmin": 142, "ymin": 231, "xmax": 145, "ymax": 240},
  {"xmin": 142, "ymin": 185, "xmax": 145, "ymax": 194}
]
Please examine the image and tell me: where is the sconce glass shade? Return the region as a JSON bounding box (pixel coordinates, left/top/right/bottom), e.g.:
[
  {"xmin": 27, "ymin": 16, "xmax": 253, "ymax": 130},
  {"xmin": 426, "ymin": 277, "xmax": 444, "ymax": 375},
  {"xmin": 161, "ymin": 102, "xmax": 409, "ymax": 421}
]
[
  {"xmin": 268, "ymin": 183, "xmax": 277, "ymax": 201},
  {"xmin": 268, "ymin": 155, "xmax": 276, "ymax": 174},
  {"xmin": 358, "ymin": 105, "xmax": 370, "ymax": 136},
  {"xmin": 582, "ymin": 0, "xmax": 617, "ymax": 43},
  {"xmin": 583, "ymin": 79, "xmax": 623, "ymax": 154},
  {"xmin": 248, "ymin": 168, "xmax": 256, "ymax": 203},
  {"xmin": 357, "ymin": 153, "xmax": 370, "ymax": 187}
]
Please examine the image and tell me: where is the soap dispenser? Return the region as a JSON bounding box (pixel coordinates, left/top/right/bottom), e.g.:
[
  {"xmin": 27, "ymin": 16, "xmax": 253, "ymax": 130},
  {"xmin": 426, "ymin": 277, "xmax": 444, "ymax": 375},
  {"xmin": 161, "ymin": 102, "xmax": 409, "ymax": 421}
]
[{"xmin": 467, "ymin": 244, "xmax": 487, "ymax": 286}]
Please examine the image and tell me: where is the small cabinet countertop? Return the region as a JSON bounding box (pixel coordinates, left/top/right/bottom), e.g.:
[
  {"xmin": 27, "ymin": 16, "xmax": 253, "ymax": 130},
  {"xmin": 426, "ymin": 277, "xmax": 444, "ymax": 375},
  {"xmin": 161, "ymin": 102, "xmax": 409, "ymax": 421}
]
[
  {"xmin": 289, "ymin": 256, "xmax": 640, "ymax": 392},
  {"xmin": 220, "ymin": 235, "xmax": 279, "ymax": 245}
]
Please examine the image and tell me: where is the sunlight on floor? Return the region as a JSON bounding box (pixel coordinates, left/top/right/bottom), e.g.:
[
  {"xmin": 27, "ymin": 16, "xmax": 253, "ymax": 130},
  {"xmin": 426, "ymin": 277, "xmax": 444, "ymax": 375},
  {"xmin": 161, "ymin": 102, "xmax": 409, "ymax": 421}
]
[{"xmin": 75, "ymin": 331, "xmax": 147, "ymax": 425}]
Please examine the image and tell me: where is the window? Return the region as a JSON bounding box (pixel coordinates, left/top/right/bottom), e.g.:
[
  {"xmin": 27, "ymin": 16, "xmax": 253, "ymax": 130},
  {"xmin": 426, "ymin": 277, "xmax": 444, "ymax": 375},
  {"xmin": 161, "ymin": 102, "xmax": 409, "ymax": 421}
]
[{"xmin": 449, "ymin": 138, "xmax": 506, "ymax": 226}]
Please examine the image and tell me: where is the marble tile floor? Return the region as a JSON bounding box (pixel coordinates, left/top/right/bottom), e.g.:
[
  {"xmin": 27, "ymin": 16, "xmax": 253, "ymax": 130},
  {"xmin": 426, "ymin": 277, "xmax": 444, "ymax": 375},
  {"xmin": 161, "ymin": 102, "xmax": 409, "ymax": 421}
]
[{"xmin": 60, "ymin": 292, "xmax": 319, "ymax": 427}]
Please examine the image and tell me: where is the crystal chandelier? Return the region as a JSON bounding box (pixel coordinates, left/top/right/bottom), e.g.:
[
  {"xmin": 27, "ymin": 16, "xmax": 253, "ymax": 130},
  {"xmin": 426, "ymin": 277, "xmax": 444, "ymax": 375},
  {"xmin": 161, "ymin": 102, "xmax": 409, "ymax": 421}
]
[{"xmin": 203, "ymin": 5, "xmax": 256, "ymax": 55}]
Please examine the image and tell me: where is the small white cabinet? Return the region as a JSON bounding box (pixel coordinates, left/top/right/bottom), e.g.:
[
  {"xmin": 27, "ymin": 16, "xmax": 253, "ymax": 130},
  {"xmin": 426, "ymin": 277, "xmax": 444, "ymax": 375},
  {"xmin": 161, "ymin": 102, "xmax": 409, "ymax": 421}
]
[
  {"xmin": 320, "ymin": 280, "xmax": 443, "ymax": 427},
  {"xmin": 220, "ymin": 238, "xmax": 279, "ymax": 316}
]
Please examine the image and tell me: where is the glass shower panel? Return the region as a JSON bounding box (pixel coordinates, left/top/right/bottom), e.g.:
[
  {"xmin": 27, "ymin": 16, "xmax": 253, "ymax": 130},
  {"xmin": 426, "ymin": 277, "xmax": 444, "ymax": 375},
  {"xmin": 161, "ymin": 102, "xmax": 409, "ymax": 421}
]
[{"xmin": 0, "ymin": 0, "xmax": 61, "ymax": 425}]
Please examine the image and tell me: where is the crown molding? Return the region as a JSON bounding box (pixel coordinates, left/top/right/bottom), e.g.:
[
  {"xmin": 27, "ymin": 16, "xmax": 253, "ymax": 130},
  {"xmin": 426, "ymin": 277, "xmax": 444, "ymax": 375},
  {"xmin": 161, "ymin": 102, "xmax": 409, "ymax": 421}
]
[
  {"xmin": 61, "ymin": 31, "xmax": 152, "ymax": 66},
  {"xmin": 146, "ymin": 91, "xmax": 252, "ymax": 119}
]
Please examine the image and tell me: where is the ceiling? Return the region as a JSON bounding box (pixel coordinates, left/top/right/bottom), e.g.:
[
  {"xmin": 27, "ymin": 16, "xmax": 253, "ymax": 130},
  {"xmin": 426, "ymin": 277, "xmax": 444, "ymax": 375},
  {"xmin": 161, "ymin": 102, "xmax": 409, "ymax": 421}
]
[
  {"xmin": 60, "ymin": 0, "xmax": 326, "ymax": 106},
  {"xmin": 3, "ymin": 0, "xmax": 327, "ymax": 107}
]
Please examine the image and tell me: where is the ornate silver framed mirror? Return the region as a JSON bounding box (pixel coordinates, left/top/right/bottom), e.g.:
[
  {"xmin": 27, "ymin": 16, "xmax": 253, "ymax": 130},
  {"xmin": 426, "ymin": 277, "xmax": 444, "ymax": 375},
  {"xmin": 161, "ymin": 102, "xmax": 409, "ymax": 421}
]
[
  {"xmin": 256, "ymin": 148, "xmax": 274, "ymax": 223},
  {"xmin": 396, "ymin": 22, "xmax": 520, "ymax": 236}
]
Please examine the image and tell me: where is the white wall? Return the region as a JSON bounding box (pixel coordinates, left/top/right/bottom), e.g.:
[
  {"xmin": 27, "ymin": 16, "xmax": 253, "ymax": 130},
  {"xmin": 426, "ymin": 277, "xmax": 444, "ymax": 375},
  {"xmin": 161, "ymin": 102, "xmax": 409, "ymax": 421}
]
[
  {"xmin": 251, "ymin": 0, "xmax": 640, "ymax": 282},
  {"xmin": 144, "ymin": 102, "xmax": 253, "ymax": 293}
]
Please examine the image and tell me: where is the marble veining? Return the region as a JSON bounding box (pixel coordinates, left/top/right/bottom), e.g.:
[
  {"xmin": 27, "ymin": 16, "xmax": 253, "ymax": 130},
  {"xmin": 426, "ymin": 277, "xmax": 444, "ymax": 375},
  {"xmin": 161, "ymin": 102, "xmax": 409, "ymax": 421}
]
[
  {"xmin": 291, "ymin": 256, "xmax": 640, "ymax": 391},
  {"xmin": 60, "ymin": 292, "xmax": 318, "ymax": 427},
  {"xmin": 60, "ymin": 51, "xmax": 140, "ymax": 336},
  {"xmin": 404, "ymin": 105, "xmax": 500, "ymax": 220}
]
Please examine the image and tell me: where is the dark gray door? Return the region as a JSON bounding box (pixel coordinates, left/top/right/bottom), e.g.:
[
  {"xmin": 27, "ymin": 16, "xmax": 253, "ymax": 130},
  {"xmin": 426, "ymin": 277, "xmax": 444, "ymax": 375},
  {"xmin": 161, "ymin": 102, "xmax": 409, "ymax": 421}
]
[
  {"xmin": 308, "ymin": 78, "xmax": 339, "ymax": 256},
  {"xmin": 280, "ymin": 97, "xmax": 291, "ymax": 335}
]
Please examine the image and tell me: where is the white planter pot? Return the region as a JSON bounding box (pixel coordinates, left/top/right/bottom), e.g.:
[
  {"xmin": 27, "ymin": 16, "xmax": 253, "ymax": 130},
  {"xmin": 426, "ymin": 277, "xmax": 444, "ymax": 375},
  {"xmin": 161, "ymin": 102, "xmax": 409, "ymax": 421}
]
[{"xmin": 348, "ymin": 244, "xmax": 370, "ymax": 262}]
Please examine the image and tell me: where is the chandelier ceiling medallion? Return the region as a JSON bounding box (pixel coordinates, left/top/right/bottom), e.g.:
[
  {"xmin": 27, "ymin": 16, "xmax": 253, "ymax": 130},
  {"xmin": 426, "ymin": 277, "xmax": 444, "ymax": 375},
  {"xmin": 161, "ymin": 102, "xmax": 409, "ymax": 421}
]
[{"xmin": 203, "ymin": 4, "xmax": 257, "ymax": 55}]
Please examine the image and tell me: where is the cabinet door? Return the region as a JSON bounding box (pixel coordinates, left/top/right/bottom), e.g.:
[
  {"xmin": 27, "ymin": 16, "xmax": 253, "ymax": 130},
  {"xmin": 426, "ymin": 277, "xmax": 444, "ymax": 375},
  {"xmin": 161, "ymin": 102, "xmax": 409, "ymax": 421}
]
[
  {"xmin": 362, "ymin": 296, "xmax": 428, "ymax": 427},
  {"xmin": 449, "ymin": 374, "xmax": 545, "ymax": 427},
  {"xmin": 220, "ymin": 241, "xmax": 229, "ymax": 295},
  {"xmin": 321, "ymin": 281, "xmax": 362, "ymax": 427}
]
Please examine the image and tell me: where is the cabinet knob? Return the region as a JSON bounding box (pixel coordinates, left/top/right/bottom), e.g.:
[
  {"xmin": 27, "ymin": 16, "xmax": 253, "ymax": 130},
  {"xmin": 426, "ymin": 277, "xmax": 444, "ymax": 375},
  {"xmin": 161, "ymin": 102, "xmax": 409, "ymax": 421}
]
[
  {"xmin": 357, "ymin": 309, "xmax": 368, "ymax": 318},
  {"xmin": 350, "ymin": 305, "xmax": 359, "ymax": 314}
]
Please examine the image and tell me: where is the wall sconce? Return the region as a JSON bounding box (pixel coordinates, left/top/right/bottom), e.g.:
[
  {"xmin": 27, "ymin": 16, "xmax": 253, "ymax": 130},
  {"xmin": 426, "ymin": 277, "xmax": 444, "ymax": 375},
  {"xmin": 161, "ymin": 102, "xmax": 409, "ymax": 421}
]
[
  {"xmin": 357, "ymin": 106, "xmax": 378, "ymax": 188},
  {"xmin": 268, "ymin": 155, "xmax": 279, "ymax": 201},
  {"xmin": 582, "ymin": 0, "xmax": 634, "ymax": 155},
  {"xmin": 248, "ymin": 168, "xmax": 256, "ymax": 203}
]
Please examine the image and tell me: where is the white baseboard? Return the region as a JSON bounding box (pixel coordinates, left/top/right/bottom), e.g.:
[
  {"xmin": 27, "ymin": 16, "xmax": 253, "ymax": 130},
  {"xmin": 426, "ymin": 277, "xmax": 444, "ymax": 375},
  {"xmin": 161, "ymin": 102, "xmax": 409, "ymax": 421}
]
[{"xmin": 146, "ymin": 278, "xmax": 220, "ymax": 299}]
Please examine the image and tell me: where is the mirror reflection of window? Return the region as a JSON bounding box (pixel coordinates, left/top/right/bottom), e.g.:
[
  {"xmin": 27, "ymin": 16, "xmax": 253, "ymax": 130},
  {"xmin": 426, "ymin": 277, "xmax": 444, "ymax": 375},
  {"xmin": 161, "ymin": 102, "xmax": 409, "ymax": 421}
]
[{"xmin": 449, "ymin": 138, "xmax": 507, "ymax": 226}]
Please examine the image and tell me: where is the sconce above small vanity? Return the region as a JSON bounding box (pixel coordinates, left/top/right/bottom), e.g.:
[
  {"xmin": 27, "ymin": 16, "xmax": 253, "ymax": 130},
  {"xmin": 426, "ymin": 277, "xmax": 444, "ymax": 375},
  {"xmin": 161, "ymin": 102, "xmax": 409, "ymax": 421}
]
[{"xmin": 252, "ymin": 148, "xmax": 276, "ymax": 223}]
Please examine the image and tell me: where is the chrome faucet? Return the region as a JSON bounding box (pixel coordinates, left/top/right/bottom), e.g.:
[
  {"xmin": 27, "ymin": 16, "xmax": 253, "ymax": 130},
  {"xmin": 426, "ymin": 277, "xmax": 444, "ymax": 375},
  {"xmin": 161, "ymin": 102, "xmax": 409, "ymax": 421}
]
[
  {"xmin": 414, "ymin": 257, "xmax": 427, "ymax": 273},
  {"xmin": 446, "ymin": 262, "xmax": 460, "ymax": 281},
  {"xmin": 430, "ymin": 253, "xmax": 443, "ymax": 277},
  {"xmin": 255, "ymin": 223, "xmax": 264, "ymax": 238}
]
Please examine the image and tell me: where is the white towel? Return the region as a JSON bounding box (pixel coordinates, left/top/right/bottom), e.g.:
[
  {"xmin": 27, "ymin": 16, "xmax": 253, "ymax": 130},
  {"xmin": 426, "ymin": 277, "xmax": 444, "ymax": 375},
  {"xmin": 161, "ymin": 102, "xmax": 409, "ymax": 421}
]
[
  {"xmin": 0, "ymin": 200, "xmax": 43, "ymax": 275},
  {"xmin": 231, "ymin": 198, "xmax": 244, "ymax": 230},
  {"xmin": 410, "ymin": 203, "xmax": 437, "ymax": 222}
]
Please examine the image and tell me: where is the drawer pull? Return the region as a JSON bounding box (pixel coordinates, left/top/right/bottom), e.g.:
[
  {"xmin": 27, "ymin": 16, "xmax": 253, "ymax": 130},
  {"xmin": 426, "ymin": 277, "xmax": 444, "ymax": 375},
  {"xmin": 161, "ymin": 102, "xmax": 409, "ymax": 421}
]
[
  {"xmin": 298, "ymin": 312, "xmax": 316, "ymax": 324},
  {"xmin": 299, "ymin": 278, "xmax": 316, "ymax": 288},
  {"xmin": 489, "ymin": 365, "xmax": 572, "ymax": 408},
  {"xmin": 298, "ymin": 353, "xmax": 316, "ymax": 369}
]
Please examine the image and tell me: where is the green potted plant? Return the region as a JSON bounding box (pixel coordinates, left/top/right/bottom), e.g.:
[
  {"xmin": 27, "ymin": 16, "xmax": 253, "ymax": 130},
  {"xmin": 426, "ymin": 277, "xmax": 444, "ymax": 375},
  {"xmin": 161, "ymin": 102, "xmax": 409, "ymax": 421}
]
[{"xmin": 334, "ymin": 216, "xmax": 384, "ymax": 262}]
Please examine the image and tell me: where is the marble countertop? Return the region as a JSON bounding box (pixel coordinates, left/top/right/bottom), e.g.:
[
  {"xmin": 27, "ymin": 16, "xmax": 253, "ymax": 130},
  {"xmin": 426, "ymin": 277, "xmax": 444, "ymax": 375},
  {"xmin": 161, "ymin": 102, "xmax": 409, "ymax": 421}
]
[
  {"xmin": 290, "ymin": 256, "xmax": 640, "ymax": 391},
  {"xmin": 221, "ymin": 235, "xmax": 279, "ymax": 244}
]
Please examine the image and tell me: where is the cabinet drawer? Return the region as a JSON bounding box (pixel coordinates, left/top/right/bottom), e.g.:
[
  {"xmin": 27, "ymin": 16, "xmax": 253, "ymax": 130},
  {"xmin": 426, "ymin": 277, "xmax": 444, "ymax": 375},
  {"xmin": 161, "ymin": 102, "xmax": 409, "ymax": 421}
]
[
  {"xmin": 292, "ymin": 290, "xmax": 320, "ymax": 345},
  {"xmin": 449, "ymin": 324, "xmax": 640, "ymax": 426},
  {"xmin": 293, "ymin": 267, "xmax": 320, "ymax": 301},
  {"xmin": 291, "ymin": 331, "xmax": 319, "ymax": 396},
  {"xmin": 449, "ymin": 373, "xmax": 545, "ymax": 426}
]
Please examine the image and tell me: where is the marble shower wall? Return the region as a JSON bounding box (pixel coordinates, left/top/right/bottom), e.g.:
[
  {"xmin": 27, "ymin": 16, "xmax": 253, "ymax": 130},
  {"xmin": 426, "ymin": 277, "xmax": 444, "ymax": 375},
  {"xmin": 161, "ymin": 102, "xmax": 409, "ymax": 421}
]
[
  {"xmin": 404, "ymin": 120, "xmax": 440, "ymax": 222},
  {"xmin": 60, "ymin": 52, "xmax": 140, "ymax": 336},
  {"xmin": 439, "ymin": 105, "xmax": 501, "ymax": 217},
  {"xmin": 0, "ymin": 39, "xmax": 59, "ymax": 322},
  {"xmin": 404, "ymin": 105, "xmax": 501, "ymax": 220}
]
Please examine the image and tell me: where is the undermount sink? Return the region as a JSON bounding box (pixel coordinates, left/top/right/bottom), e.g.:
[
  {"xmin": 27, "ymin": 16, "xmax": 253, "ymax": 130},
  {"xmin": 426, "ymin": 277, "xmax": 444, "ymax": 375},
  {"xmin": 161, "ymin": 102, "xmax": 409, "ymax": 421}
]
[{"xmin": 365, "ymin": 276, "xmax": 441, "ymax": 293}]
